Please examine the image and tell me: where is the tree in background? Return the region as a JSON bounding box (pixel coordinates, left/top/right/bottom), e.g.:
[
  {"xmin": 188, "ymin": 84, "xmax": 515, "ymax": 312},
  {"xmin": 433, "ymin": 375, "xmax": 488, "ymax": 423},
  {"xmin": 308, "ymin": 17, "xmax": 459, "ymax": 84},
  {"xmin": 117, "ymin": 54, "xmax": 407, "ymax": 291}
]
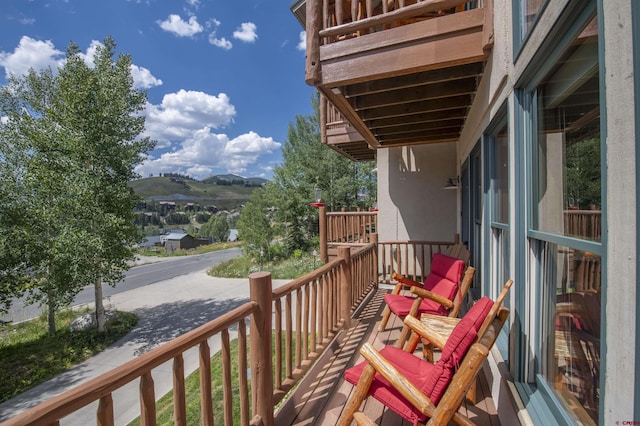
[
  {"xmin": 0, "ymin": 36, "xmax": 154, "ymax": 333},
  {"xmin": 267, "ymin": 92, "xmax": 376, "ymax": 252},
  {"xmin": 199, "ymin": 215, "xmax": 230, "ymax": 243},
  {"xmin": 237, "ymin": 187, "xmax": 275, "ymax": 259}
]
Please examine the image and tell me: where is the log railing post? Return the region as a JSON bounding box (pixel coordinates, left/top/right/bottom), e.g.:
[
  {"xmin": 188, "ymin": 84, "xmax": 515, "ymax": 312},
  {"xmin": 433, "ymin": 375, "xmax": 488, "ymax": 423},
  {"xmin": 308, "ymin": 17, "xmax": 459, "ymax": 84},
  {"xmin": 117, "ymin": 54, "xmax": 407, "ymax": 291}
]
[
  {"xmin": 249, "ymin": 272, "xmax": 274, "ymax": 426},
  {"xmin": 305, "ymin": 0, "xmax": 322, "ymax": 85},
  {"xmin": 339, "ymin": 246, "xmax": 352, "ymax": 329},
  {"xmin": 371, "ymin": 233, "xmax": 379, "ymax": 288},
  {"xmin": 319, "ymin": 205, "xmax": 328, "ymax": 263}
]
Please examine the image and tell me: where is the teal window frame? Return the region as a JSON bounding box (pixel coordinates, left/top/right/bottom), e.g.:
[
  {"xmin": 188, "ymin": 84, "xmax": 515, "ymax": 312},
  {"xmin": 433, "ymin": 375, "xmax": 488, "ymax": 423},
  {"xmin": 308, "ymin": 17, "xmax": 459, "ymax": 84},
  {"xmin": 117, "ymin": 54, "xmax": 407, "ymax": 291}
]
[
  {"xmin": 483, "ymin": 103, "xmax": 510, "ymax": 362},
  {"xmin": 512, "ymin": 1, "xmax": 604, "ymax": 424},
  {"xmin": 513, "ymin": 0, "xmax": 550, "ymax": 59}
]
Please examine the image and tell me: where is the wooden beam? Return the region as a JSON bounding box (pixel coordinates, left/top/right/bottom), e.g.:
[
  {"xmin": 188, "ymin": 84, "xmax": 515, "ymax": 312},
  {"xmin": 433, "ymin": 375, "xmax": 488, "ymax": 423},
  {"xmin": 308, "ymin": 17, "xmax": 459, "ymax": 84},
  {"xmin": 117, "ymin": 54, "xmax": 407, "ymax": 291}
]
[
  {"xmin": 345, "ymin": 62, "xmax": 484, "ymax": 97},
  {"xmin": 372, "ymin": 118, "xmax": 465, "ymax": 136},
  {"xmin": 353, "ymin": 77, "xmax": 477, "ymax": 110},
  {"xmin": 365, "ymin": 107, "xmax": 469, "ymax": 128},
  {"xmin": 359, "ymin": 95, "xmax": 472, "ymax": 120}
]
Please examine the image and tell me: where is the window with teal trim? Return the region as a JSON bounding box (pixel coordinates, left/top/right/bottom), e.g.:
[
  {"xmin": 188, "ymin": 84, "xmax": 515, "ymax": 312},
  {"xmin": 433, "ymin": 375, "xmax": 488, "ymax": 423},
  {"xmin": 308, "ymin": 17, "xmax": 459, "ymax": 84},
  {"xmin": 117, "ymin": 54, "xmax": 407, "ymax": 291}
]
[
  {"xmin": 530, "ymin": 14, "xmax": 601, "ymax": 425},
  {"xmin": 487, "ymin": 113, "xmax": 511, "ymax": 364},
  {"xmin": 514, "ymin": 0, "xmax": 547, "ymax": 52}
]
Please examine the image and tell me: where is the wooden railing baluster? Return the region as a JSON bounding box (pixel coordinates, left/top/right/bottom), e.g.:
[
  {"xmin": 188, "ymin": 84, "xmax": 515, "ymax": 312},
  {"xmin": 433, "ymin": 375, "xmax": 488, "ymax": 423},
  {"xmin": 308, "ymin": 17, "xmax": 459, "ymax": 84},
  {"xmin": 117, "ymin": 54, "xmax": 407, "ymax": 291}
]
[
  {"xmin": 140, "ymin": 373, "xmax": 156, "ymax": 426},
  {"xmin": 238, "ymin": 321, "xmax": 250, "ymax": 426},
  {"xmin": 221, "ymin": 329, "xmax": 233, "ymax": 426},
  {"xmin": 199, "ymin": 342, "xmax": 213, "ymax": 426},
  {"xmin": 172, "ymin": 355, "xmax": 186, "ymax": 426},
  {"xmin": 97, "ymin": 394, "xmax": 114, "ymax": 426}
]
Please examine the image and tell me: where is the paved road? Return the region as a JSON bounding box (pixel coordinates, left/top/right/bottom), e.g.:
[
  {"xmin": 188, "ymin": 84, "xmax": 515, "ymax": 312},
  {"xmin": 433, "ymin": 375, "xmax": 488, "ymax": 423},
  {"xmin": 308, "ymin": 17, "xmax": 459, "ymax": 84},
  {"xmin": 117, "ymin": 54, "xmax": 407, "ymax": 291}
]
[
  {"xmin": 2, "ymin": 247, "xmax": 242, "ymax": 324},
  {"xmin": 0, "ymin": 249, "xmax": 290, "ymax": 425}
]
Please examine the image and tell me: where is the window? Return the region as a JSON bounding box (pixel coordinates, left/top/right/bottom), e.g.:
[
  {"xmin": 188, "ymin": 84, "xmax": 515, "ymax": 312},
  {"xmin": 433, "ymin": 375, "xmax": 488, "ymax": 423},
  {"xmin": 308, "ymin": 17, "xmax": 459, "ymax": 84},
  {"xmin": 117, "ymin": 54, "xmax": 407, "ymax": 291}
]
[
  {"xmin": 514, "ymin": 0, "xmax": 548, "ymax": 54},
  {"xmin": 533, "ymin": 18, "xmax": 601, "ymax": 242},
  {"xmin": 486, "ymin": 111, "xmax": 510, "ymax": 362},
  {"xmin": 528, "ymin": 13, "xmax": 601, "ymax": 425}
]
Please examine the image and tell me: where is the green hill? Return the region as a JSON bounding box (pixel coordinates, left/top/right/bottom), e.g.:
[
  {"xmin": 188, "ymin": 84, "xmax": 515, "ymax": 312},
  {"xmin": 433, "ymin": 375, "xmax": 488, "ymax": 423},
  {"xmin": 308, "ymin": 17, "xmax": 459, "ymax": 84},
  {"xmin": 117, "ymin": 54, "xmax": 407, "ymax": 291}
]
[{"xmin": 130, "ymin": 175, "xmax": 266, "ymax": 209}]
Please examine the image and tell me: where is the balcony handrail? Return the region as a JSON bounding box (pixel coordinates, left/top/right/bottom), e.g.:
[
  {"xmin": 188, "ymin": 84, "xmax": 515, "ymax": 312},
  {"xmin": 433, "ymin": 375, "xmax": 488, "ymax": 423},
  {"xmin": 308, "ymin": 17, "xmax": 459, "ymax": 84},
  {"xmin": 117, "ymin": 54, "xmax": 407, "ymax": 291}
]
[
  {"xmin": 318, "ymin": 0, "xmax": 473, "ymax": 39},
  {"xmin": 2, "ymin": 301, "xmax": 259, "ymax": 426},
  {"xmin": 3, "ymin": 239, "xmax": 379, "ymax": 426}
]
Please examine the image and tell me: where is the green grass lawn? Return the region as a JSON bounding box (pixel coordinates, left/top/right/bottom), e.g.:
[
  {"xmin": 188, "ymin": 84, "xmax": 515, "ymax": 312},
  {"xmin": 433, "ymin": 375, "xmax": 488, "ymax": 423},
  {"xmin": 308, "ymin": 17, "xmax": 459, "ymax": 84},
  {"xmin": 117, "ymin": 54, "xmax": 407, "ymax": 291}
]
[
  {"xmin": 0, "ymin": 309, "xmax": 138, "ymax": 403},
  {"xmin": 208, "ymin": 252, "xmax": 322, "ymax": 279}
]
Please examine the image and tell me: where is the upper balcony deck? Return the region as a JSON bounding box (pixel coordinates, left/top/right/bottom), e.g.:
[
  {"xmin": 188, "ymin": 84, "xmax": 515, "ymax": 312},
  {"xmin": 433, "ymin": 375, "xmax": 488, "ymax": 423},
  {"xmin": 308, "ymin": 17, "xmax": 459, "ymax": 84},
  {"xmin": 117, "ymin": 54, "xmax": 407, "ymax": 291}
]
[{"xmin": 292, "ymin": 0, "xmax": 493, "ymax": 161}]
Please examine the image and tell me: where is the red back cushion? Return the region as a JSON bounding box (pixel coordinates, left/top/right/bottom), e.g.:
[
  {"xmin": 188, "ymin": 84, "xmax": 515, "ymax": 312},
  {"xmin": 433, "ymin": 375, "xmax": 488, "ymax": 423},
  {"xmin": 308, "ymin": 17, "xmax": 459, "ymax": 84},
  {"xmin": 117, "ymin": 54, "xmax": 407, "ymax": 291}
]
[
  {"xmin": 430, "ymin": 253, "xmax": 465, "ymax": 283},
  {"xmin": 421, "ymin": 254, "xmax": 465, "ymax": 315},
  {"xmin": 422, "ymin": 297, "xmax": 494, "ymax": 403}
]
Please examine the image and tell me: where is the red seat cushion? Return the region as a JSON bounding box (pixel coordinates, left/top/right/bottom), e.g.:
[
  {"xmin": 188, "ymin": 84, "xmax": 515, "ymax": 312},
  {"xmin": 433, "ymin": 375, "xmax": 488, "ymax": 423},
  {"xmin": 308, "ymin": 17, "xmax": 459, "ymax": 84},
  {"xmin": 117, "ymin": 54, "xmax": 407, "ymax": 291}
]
[
  {"xmin": 385, "ymin": 255, "xmax": 465, "ymax": 318},
  {"xmin": 345, "ymin": 346, "xmax": 438, "ymax": 424},
  {"xmin": 344, "ymin": 297, "xmax": 495, "ymax": 423}
]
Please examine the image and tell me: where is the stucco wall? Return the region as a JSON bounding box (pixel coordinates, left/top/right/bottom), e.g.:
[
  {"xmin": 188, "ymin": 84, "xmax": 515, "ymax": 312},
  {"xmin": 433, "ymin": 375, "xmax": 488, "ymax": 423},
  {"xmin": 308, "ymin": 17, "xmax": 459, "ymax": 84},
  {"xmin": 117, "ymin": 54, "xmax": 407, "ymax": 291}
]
[{"xmin": 377, "ymin": 143, "xmax": 458, "ymax": 243}]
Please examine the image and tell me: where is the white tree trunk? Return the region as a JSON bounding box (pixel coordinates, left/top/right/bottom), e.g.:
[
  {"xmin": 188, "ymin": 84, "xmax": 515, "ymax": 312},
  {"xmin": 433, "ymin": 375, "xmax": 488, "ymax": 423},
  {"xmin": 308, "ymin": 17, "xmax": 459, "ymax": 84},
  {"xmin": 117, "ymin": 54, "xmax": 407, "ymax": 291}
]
[{"xmin": 94, "ymin": 276, "xmax": 105, "ymax": 332}]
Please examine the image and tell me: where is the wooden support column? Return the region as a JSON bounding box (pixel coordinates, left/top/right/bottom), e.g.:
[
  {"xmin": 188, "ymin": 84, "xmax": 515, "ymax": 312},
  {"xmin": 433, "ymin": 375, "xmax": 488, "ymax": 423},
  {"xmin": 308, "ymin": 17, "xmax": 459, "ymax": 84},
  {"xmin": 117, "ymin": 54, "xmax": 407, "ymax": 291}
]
[
  {"xmin": 339, "ymin": 246, "xmax": 352, "ymax": 329},
  {"xmin": 249, "ymin": 272, "xmax": 274, "ymax": 426},
  {"xmin": 305, "ymin": 0, "xmax": 322, "ymax": 85},
  {"xmin": 319, "ymin": 205, "xmax": 328, "ymax": 263}
]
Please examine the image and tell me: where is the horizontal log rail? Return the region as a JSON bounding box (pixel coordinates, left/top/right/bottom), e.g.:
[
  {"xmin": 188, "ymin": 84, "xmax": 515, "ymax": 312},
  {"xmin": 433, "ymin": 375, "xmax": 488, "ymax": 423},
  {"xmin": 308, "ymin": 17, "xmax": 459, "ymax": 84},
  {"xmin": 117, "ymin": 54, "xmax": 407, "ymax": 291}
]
[
  {"xmin": 3, "ymin": 238, "xmax": 380, "ymax": 426},
  {"xmin": 318, "ymin": 0, "xmax": 475, "ymax": 39}
]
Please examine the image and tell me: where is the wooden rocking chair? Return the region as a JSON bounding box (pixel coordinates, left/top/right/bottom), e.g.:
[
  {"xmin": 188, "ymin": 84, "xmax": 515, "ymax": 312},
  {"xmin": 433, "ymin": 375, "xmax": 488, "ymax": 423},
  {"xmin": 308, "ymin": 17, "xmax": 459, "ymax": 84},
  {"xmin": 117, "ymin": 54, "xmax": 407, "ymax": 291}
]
[
  {"xmin": 337, "ymin": 280, "xmax": 513, "ymax": 426},
  {"xmin": 378, "ymin": 244, "xmax": 474, "ymax": 332}
]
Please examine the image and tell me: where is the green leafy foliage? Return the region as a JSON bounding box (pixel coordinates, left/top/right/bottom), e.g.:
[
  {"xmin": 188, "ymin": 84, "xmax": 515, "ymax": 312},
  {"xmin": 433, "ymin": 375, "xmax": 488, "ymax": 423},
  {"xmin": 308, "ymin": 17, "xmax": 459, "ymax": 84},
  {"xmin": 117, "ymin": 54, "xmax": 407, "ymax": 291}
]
[
  {"xmin": 0, "ymin": 36, "xmax": 155, "ymax": 332},
  {"xmin": 199, "ymin": 215, "xmax": 230, "ymax": 242}
]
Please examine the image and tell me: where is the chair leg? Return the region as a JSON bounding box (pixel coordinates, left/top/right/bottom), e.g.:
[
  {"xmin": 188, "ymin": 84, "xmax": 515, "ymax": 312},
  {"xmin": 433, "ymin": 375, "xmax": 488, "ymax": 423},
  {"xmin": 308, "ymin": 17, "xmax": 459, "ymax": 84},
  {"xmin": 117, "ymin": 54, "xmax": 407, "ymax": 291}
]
[
  {"xmin": 338, "ymin": 364, "xmax": 376, "ymax": 426},
  {"xmin": 422, "ymin": 341, "xmax": 434, "ymax": 363},
  {"xmin": 378, "ymin": 306, "xmax": 392, "ymax": 331}
]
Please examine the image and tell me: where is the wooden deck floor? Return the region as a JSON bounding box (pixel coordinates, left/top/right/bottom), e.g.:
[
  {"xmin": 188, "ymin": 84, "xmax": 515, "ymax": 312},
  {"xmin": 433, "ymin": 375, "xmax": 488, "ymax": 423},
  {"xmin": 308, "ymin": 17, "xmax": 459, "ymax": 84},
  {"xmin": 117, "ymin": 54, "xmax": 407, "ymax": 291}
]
[{"xmin": 276, "ymin": 286, "xmax": 501, "ymax": 426}]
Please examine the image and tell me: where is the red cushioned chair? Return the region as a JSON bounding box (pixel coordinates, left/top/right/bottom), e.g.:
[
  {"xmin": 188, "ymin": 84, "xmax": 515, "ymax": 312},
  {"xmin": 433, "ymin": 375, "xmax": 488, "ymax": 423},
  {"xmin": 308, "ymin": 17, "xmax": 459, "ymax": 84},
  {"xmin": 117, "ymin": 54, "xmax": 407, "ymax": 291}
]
[
  {"xmin": 337, "ymin": 280, "xmax": 513, "ymax": 426},
  {"xmin": 378, "ymin": 251, "xmax": 475, "ymax": 333}
]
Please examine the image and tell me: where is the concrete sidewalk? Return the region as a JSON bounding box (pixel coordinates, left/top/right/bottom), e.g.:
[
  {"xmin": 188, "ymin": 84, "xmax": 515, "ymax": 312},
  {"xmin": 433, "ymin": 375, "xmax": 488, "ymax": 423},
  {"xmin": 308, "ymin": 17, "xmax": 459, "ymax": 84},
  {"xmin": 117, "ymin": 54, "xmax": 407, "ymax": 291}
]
[{"xmin": 0, "ymin": 270, "xmax": 290, "ymax": 425}]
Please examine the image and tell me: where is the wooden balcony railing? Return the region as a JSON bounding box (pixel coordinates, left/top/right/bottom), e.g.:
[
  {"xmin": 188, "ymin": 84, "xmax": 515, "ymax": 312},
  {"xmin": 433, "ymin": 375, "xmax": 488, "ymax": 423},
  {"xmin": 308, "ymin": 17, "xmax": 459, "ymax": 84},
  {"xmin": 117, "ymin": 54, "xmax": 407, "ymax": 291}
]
[
  {"xmin": 378, "ymin": 239, "xmax": 458, "ymax": 283},
  {"xmin": 564, "ymin": 209, "xmax": 601, "ymax": 241},
  {"xmin": 2, "ymin": 243, "xmax": 378, "ymax": 426}
]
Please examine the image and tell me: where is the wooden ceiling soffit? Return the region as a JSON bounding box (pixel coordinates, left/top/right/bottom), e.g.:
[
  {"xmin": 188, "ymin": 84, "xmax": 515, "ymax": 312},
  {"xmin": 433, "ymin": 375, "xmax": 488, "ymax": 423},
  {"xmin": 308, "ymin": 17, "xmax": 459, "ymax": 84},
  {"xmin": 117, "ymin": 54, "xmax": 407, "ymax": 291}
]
[
  {"xmin": 372, "ymin": 119, "xmax": 465, "ymax": 136},
  {"xmin": 352, "ymin": 78, "xmax": 478, "ymax": 111},
  {"xmin": 366, "ymin": 108, "xmax": 469, "ymax": 129},
  {"xmin": 378, "ymin": 126, "xmax": 461, "ymax": 143},
  {"xmin": 359, "ymin": 95, "xmax": 472, "ymax": 121},
  {"xmin": 344, "ymin": 63, "xmax": 485, "ymax": 97}
]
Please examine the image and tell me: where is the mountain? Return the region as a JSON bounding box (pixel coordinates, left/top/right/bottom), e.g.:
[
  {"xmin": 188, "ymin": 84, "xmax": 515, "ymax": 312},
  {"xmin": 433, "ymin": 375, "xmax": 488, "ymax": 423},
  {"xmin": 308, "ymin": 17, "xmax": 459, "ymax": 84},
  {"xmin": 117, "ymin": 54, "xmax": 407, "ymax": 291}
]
[{"xmin": 130, "ymin": 175, "xmax": 267, "ymax": 210}]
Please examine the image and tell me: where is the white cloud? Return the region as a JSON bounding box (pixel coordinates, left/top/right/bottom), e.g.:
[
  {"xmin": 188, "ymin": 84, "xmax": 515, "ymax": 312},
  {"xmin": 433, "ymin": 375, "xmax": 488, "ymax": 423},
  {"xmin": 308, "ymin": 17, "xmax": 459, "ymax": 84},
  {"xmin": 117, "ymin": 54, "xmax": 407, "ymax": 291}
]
[
  {"xmin": 233, "ymin": 22, "xmax": 258, "ymax": 43},
  {"xmin": 0, "ymin": 37, "xmax": 162, "ymax": 89},
  {"xmin": 157, "ymin": 14, "xmax": 203, "ymax": 37},
  {"xmin": 0, "ymin": 36, "xmax": 64, "ymax": 78},
  {"xmin": 209, "ymin": 34, "xmax": 232, "ymax": 50},
  {"xmin": 297, "ymin": 31, "xmax": 306, "ymax": 51},
  {"xmin": 130, "ymin": 64, "xmax": 163, "ymax": 89},
  {"xmin": 144, "ymin": 90, "xmax": 236, "ymax": 148},
  {"xmin": 136, "ymin": 129, "xmax": 281, "ymax": 178}
]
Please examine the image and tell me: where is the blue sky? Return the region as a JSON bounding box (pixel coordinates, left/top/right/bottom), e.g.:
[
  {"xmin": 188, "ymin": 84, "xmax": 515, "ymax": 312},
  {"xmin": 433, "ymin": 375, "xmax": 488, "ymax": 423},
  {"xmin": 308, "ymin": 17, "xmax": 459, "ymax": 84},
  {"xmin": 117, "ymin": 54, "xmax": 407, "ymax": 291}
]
[{"xmin": 0, "ymin": 0, "xmax": 315, "ymax": 180}]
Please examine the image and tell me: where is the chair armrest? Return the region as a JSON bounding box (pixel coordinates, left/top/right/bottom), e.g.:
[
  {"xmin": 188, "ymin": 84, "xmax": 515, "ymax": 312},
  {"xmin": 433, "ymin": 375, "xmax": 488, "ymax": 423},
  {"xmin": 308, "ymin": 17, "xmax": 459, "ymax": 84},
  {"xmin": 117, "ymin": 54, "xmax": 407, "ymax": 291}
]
[
  {"xmin": 353, "ymin": 412, "xmax": 377, "ymax": 426},
  {"xmin": 391, "ymin": 272, "xmax": 423, "ymax": 288},
  {"xmin": 410, "ymin": 286, "xmax": 454, "ymax": 309},
  {"xmin": 403, "ymin": 316, "xmax": 448, "ymax": 350},
  {"xmin": 359, "ymin": 343, "xmax": 436, "ymax": 418}
]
